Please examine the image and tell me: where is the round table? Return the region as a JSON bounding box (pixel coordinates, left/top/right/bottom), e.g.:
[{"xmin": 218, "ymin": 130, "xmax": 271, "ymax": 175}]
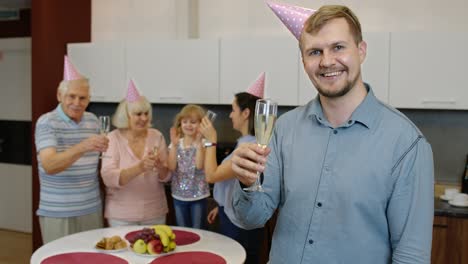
[{"xmin": 31, "ymin": 226, "xmax": 246, "ymax": 264}]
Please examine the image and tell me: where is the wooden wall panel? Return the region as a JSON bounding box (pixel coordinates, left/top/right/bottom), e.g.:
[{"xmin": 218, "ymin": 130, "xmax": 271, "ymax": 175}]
[{"xmin": 31, "ymin": 0, "xmax": 91, "ymax": 250}]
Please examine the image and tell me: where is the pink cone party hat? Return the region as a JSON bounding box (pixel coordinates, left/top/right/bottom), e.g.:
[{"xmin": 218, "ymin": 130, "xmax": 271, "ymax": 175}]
[
  {"xmin": 266, "ymin": 1, "xmax": 315, "ymax": 40},
  {"xmin": 246, "ymin": 72, "xmax": 265, "ymax": 98},
  {"xmin": 126, "ymin": 79, "xmax": 141, "ymax": 102},
  {"xmin": 63, "ymin": 55, "xmax": 84, "ymax": 81}
]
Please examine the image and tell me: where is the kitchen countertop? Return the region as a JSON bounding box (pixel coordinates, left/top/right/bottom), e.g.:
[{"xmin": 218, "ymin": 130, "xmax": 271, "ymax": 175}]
[{"xmin": 434, "ymin": 198, "xmax": 468, "ymax": 218}]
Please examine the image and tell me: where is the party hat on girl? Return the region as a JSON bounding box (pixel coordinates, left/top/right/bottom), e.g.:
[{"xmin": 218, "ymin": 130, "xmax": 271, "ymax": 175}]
[
  {"xmin": 126, "ymin": 79, "xmax": 141, "ymax": 102},
  {"xmin": 63, "ymin": 55, "xmax": 84, "ymax": 81},
  {"xmin": 266, "ymin": 1, "xmax": 315, "ymax": 40},
  {"xmin": 246, "ymin": 72, "xmax": 265, "ymax": 98}
]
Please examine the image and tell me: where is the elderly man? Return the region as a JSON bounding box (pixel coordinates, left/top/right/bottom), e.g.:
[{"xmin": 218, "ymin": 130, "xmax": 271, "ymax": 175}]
[{"xmin": 35, "ymin": 56, "xmax": 109, "ymax": 243}]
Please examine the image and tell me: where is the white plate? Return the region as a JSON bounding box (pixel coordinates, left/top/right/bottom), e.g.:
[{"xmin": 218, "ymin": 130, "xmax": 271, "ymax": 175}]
[
  {"xmin": 448, "ymin": 200, "xmax": 468, "ymax": 208},
  {"xmin": 94, "ymin": 246, "xmax": 128, "ymax": 253},
  {"xmin": 439, "ymin": 194, "xmax": 452, "ymax": 201},
  {"xmin": 130, "ymin": 247, "xmax": 177, "ymax": 257}
]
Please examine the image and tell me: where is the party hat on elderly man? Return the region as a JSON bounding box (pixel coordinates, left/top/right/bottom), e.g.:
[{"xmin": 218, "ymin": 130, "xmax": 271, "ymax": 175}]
[
  {"xmin": 246, "ymin": 72, "xmax": 265, "ymax": 98},
  {"xmin": 63, "ymin": 55, "xmax": 84, "ymax": 81},
  {"xmin": 126, "ymin": 79, "xmax": 142, "ymax": 102},
  {"xmin": 266, "ymin": 1, "xmax": 315, "ymax": 40}
]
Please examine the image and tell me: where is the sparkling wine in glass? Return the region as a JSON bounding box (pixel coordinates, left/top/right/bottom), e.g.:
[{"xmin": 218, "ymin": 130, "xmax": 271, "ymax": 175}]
[
  {"xmin": 243, "ymin": 99, "xmax": 277, "ymax": 192},
  {"xmin": 99, "ymin": 115, "xmax": 111, "ymax": 158}
]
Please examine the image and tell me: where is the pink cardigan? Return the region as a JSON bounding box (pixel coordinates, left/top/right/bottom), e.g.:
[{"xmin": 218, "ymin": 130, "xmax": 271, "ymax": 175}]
[{"xmin": 101, "ymin": 128, "xmax": 170, "ymax": 222}]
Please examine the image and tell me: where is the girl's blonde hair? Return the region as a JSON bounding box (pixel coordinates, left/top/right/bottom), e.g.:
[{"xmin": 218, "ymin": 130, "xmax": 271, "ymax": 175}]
[
  {"xmin": 173, "ymin": 104, "xmax": 206, "ymax": 136},
  {"xmin": 112, "ymin": 96, "xmax": 153, "ymax": 129}
]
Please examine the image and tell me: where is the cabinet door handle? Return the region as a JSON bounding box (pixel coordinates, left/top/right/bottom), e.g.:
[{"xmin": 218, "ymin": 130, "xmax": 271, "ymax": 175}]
[
  {"xmin": 433, "ymin": 224, "xmax": 448, "ymax": 228},
  {"xmin": 159, "ymin": 96, "xmax": 183, "ymax": 100},
  {"xmin": 421, "ymin": 99, "xmax": 456, "ymax": 104}
]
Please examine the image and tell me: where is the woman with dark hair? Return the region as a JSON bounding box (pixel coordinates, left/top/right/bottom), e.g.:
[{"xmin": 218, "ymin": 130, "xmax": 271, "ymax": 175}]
[{"xmin": 199, "ymin": 73, "xmax": 266, "ymax": 264}]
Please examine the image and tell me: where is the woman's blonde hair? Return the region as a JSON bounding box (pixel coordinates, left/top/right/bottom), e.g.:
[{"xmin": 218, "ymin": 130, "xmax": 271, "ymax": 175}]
[
  {"xmin": 172, "ymin": 104, "xmax": 206, "ymax": 136},
  {"xmin": 112, "ymin": 96, "xmax": 153, "ymax": 129}
]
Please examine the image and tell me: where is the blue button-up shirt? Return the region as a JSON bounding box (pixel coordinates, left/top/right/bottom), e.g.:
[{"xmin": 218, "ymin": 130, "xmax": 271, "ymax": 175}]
[{"xmin": 232, "ymin": 87, "xmax": 434, "ymax": 264}]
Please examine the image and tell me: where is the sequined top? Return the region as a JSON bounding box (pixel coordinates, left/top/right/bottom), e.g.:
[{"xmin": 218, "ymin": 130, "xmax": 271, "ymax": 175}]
[{"xmin": 170, "ymin": 139, "xmax": 210, "ymax": 201}]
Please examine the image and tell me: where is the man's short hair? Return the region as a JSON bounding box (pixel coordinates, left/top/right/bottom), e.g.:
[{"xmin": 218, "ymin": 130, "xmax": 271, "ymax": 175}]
[{"xmin": 301, "ymin": 5, "xmax": 363, "ymax": 46}]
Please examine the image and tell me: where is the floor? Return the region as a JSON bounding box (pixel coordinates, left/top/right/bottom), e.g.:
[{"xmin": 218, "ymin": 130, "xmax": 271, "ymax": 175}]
[{"xmin": 0, "ymin": 229, "xmax": 32, "ymax": 264}]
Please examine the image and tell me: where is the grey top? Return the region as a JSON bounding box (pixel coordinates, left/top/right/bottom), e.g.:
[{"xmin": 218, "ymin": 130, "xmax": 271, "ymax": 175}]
[{"xmin": 232, "ymin": 86, "xmax": 434, "ymax": 264}]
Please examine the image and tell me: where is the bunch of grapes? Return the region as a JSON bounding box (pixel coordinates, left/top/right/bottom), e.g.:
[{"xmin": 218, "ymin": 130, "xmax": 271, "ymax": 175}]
[{"xmin": 128, "ymin": 228, "xmax": 160, "ymax": 246}]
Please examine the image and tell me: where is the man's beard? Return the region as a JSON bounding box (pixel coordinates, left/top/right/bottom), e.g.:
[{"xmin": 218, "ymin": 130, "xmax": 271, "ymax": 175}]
[{"xmin": 314, "ymin": 70, "xmax": 359, "ymax": 98}]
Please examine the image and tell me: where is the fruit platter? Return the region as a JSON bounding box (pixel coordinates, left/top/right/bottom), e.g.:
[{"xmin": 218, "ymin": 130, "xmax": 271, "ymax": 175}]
[{"xmin": 127, "ymin": 225, "xmax": 177, "ymax": 256}]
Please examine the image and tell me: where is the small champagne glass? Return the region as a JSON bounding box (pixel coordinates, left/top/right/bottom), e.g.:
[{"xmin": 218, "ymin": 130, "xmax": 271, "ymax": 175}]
[
  {"xmin": 206, "ymin": 110, "xmax": 217, "ymax": 123},
  {"xmin": 99, "ymin": 115, "xmax": 111, "ymax": 158},
  {"xmin": 243, "ymin": 99, "xmax": 278, "ymax": 192}
]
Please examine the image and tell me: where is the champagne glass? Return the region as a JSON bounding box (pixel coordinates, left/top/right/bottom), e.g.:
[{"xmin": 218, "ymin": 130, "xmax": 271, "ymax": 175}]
[
  {"xmin": 243, "ymin": 99, "xmax": 278, "ymax": 192},
  {"xmin": 206, "ymin": 110, "xmax": 217, "ymax": 123},
  {"xmin": 99, "ymin": 115, "xmax": 111, "ymax": 158}
]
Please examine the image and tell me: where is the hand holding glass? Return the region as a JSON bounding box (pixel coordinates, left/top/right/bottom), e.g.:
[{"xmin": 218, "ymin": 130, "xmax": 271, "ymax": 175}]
[
  {"xmin": 99, "ymin": 116, "xmax": 111, "ymax": 158},
  {"xmin": 243, "ymin": 99, "xmax": 277, "ymax": 192},
  {"xmin": 206, "ymin": 110, "xmax": 217, "ymax": 123}
]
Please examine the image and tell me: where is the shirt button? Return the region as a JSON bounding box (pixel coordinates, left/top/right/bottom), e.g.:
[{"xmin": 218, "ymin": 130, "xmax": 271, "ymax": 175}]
[
  {"xmin": 348, "ymin": 120, "xmax": 352, "ymax": 124},
  {"xmin": 333, "ymin": 130, "xmax": 338, "ymax": 134},
  {"xmin": 317, "ymin": 202, "xmax": 322, "ymax": 207},
  {"xmin": 309, "ymin": 239, "xmax": 314, "ymax": 244}
]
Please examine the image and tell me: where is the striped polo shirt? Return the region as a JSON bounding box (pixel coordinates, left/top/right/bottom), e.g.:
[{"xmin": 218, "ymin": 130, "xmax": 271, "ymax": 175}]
[{"xmin": 35, "ymin": 105, "xmax": 102, "ymax": 218}]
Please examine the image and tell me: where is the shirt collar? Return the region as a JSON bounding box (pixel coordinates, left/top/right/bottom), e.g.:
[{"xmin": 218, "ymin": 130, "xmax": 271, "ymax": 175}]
[
  {"xmin": 306, "ymin": 83, "xmax": 380, "ymax": 129},
  {"xmin": 55, "ymin": 104, "xmax": 76, "ymax": 124}
]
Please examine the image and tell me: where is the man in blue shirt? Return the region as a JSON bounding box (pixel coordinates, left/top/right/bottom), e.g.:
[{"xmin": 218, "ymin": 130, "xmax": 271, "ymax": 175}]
[{"xmin": 230, "ymin": 4, "xmax": 434, "ymax": 264}]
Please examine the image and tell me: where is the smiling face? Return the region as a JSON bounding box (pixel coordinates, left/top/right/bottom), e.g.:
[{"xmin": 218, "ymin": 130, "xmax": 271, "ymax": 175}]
[
  {"xmin": 301, "ymin": 17, "xmax": 366, "ymax": 98},
  {"xmin": 128, "ymin": 110, "xmax": 150, "ymax": 132},
  {"xmin": 57, "ymin": 79, "xmax": 90, "ymax": 122},
  {"xmin": 180, "ymin": 115, "xmax": 200, "ymax": 137}
]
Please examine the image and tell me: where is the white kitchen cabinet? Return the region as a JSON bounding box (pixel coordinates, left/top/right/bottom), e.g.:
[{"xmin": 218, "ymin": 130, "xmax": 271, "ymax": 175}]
[
  {"xmin": 389, "ymin": 32, "xmax": 468, "ymax": 109},
  {"xmin": 219, "ymin": 37, "xmax": 300, "ymax": 105},
  {"xmin": 126, "ymin": 39, "xmax": 219, "ymax": 104},
  {"xmin": 68, "ymin": 42, "xmax": 126, "ymax": 102},
  {"xmin": 298, "ymin": 32, "xmax": 390, "ymax": 105}
]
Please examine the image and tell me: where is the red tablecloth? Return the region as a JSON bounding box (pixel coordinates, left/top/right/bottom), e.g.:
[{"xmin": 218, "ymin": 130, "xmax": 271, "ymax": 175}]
[
  {"xmin": 149, "ymin": 251, "xmax": 226, "ymax": 264},
  {"xmin": 125, "ymin": 229, "xmax": 201, "ymax": 246},
  {"xmin": 41, "ymin": 252, "xmax": 128, "ymax": 264}
]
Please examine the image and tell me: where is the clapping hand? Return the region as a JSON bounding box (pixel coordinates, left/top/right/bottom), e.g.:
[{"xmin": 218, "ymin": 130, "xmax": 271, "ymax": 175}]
[{"xmin": 169, "ymin": 127, "xmax": 180, "ymax": 146}]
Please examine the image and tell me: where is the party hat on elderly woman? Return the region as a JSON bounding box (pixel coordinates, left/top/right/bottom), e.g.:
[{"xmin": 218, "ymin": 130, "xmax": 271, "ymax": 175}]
[
  {"xmin": 63, "ymin": 55, "xmax": 84, "ymax": 81},
  {"xmin": 266, "ymin": 1, "xmax": 315, "ymax": 40},
  {"xmin": 246, "ymin": 72, "xmax": 265, "ymax": 98},
  {"xmin": 126, "ymin": 79, "xmax": 142, "ymax": 102}
]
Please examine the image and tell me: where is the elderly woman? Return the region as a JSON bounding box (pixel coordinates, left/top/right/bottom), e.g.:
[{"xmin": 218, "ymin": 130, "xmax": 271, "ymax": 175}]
[{"xmin": 101, "ymin": 80, "xmax": 170, "ymax": 227}]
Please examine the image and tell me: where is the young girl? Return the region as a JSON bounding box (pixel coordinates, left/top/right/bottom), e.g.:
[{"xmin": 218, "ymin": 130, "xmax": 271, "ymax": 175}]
[{"xmin": 167, "ymin": 104, "xmax": 210, "ymax": 229}]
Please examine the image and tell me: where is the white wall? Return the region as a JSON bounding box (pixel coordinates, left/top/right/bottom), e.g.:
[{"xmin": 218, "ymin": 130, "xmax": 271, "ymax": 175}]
[
  {"xmin": 93, "ymin": 0, "xmax": 468, "ymax": 40},
  {"xmin": 0, "ymin": 38, "xmax": 32, "ymax": 233},
  {"xmin": 92, "ymin": 0, "xmax": 193, "ymax": 41}
]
